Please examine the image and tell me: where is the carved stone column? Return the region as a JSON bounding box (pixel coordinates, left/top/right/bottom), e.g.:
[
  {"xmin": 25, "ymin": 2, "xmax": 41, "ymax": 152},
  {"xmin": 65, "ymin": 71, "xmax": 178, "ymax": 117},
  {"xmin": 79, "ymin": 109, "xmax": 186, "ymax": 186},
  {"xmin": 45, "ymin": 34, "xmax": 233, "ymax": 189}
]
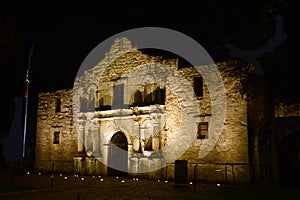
[
  {"xmin": 92, "ymin": 118, "xmax": 101, "ymax": 157},
  {"xmin": 78, "ymin": 119, "xmax": 85, "ymax": 153},
  {"xmin": 152, "ymin": 122, "xmax": 160, "ymax": 151},
  {"xmin": 133, "ymin": 122, "xmax": 140, "ymax": 152},
  {"xmin": 95, "ymin": 90, "xmax": 99, "ymax": 109},
  {"xmin": 140, "ymin": 127, "xmax": 145, "ymax": 152},
  {"xmin": 102, "ymin": 144, "xmax": 109, "ymax": 175}
]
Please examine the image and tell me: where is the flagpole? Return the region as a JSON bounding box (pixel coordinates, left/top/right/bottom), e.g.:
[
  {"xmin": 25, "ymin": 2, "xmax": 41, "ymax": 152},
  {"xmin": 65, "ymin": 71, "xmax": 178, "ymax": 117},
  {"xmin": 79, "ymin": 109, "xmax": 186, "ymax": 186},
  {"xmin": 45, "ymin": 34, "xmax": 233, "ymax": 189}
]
[{"xmin": 23, "ymin": 46, "xmax": 33, "ymax": 158}]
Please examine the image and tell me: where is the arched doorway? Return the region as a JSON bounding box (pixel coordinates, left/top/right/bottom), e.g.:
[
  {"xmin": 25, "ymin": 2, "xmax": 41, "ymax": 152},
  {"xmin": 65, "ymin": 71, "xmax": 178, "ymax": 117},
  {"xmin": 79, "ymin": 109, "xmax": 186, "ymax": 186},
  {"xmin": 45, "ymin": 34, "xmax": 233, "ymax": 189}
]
[
  {"xmin": 108, "ymin": 131, "xmax": 128, "ymax": 176},
  {"xmin": 279, "ymin": 131, "xmax": 300, "ymax": 185}
]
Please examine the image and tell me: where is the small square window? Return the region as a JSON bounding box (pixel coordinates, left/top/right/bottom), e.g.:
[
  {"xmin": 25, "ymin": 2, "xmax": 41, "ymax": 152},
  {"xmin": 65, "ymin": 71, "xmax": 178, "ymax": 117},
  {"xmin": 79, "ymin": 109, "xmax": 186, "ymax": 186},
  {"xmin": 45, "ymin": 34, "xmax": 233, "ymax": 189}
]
[
  {"xmin": 53, "ymin": 131, "xmax": 60, "ymax": 144},
  {"xmin": 197, "ymin": 122, "xmax": 208, "ymax": 139}
]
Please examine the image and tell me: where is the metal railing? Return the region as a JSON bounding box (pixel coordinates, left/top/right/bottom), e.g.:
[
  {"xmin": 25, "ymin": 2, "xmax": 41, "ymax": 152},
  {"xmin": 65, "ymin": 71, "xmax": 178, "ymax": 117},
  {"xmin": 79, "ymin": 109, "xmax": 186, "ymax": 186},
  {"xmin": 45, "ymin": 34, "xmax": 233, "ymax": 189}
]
[
  {"xmin": 163, "ymin": 162, "xmax": 254, "ymax": 185},
  {"xmin": 32, "ymin": 160, "xmax": 255, "ymax": 185}
]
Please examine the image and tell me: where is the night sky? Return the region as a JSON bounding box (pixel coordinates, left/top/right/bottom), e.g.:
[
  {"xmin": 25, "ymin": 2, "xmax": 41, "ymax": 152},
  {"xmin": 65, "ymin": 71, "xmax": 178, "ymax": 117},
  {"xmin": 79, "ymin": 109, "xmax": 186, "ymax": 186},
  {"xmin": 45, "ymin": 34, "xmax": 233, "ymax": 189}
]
[{"xmin": 0, "ymin": 1, "xmax": 294, "ymax": 149}]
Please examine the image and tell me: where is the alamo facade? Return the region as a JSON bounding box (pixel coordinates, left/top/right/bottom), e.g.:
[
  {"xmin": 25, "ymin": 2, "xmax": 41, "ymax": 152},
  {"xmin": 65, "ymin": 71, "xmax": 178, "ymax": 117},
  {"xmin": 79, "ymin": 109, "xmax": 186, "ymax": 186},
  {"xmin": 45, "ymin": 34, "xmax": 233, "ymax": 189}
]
[{"xmin": 34, "ymin": 37, "xmax": 268, "ymax": 184}]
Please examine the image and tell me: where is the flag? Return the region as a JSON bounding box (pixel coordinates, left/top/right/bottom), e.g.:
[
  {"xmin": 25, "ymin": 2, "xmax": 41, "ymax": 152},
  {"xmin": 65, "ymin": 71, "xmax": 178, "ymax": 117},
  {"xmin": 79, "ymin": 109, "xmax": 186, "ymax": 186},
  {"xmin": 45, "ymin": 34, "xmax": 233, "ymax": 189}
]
[
  {"xmin": 24, "ymin": 45, "xmax": 33, "ymax": 99},
  {"xmin": 24, "ymin": 77, "xmax": 29, "ymax": 98},
  {"xmin": 23, "ymin": 45, "xmax": 33, "ymax": 158}
]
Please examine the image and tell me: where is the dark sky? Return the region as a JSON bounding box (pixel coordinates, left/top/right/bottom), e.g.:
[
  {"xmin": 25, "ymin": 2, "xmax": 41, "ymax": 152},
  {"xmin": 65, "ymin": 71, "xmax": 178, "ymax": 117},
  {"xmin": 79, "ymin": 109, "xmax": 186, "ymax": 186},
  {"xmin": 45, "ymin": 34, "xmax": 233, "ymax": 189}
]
[
  {"xmin": 0, "ymin": 0, "xmax": 294, "ymax": 139},
  {"xmin": 14, "ymin": 1, "xmax": 225, "ymax": 92},
  {"xmin": 8, "ymin": 4, "xmax": 212, "ymax": 92},
  {"xmin": 4, "ymin": 1, "xmax": 292, "ymax": 91}
]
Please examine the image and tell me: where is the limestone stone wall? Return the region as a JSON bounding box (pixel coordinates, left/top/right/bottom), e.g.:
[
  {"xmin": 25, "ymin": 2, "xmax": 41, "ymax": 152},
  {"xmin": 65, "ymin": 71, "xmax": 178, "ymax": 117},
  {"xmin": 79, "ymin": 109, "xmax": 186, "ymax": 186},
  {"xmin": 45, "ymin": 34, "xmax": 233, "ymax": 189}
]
[
  {"xmin": 35, "ymin": 89, "xmax": 77, "ymax": 173},
  {"xmin": 165, "ymin": 61, "xmax": 250, "ymax": 183},
  {"xmin": 35, "ymin": 38, "xmax": 253, "ymax": 183}
]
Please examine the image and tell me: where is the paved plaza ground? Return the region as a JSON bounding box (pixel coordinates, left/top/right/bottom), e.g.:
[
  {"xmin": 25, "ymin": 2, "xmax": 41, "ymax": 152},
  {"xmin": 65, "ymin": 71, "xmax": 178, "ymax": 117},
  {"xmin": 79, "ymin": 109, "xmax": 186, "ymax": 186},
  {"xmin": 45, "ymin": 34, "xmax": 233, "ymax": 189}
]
[{"xmin": 0, "ymin": 169, "xmax": 299, "ymax": 200}]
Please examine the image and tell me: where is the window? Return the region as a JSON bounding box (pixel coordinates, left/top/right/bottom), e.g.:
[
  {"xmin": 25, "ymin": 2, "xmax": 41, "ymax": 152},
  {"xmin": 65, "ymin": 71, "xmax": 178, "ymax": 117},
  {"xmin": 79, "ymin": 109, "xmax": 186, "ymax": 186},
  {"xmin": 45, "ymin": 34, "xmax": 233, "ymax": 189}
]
[
  {"xmin": 194, "ymin": 76, "xmax": 203, "ymax": 97},
  {"xmin": 53, "ymin": 131, "xmax": 60, "ymax": 144},
  {"xmin": 144, "ymin": 84, "xmax": 153, "ymax": 106},
  {"xmin": 131, "ymin": 90, "xmax": 143, "ymax": 107},
  {"xmin": 112, "ymin": 84, "xmax": 124, "ymax": 109},
  {"xmin": 55, "ymin": 98, "xmax": 61, "ymax": 113},
  {"xmin": 197, "ymin": 122, "xmax": 208, "ymax": 139},
  {"xmin": 154, "ymin": 87, "xmax": 165, "ymax": 105}
]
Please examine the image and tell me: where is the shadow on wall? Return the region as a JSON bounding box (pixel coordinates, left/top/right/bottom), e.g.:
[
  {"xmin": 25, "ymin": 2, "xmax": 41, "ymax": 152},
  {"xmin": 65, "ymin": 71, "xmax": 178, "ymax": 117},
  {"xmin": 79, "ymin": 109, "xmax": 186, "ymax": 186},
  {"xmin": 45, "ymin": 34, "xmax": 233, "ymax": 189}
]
[{"xmin": 279, "ymin": 131, "xmax": 300, "ymax": 185}]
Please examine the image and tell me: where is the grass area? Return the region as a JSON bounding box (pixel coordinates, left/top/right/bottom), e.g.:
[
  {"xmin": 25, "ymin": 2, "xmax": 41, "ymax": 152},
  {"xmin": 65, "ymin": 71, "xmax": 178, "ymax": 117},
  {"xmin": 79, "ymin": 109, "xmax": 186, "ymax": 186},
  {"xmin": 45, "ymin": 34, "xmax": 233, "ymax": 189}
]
[{"xmin": 0, "ymin": 185, "xmax": 41, "ymax": 193}]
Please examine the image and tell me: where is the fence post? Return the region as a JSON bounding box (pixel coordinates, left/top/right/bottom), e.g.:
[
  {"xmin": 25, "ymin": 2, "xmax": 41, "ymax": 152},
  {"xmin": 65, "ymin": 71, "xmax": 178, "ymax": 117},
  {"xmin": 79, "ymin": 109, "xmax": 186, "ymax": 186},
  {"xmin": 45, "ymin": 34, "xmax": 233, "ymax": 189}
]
[
  {"xmin": 231, "ymin": 164, "xmax": 234, "ymax": 184},
  {"xmin": 193, "ymin": 164, "xmax": 197, "ymax": 193},
  {"xmin": 51, "ymin": 162, "xmax": 54, "ymax": 173},
  {"xmin": 50, "ymin": 162, "xmax": 54, "ymax": 188},
  {"xmin": 251, "ymin": 163, "xmax": 255, "ymax": 184},
  {"xmin": 165, "ymin": 163, "xmax": 168, "ymax": 180},
  {"xmin": 225, "ymin": 165, "xmax": 228, "ymax": 186},
  {"xmin": 50, "ymin": 173, "xmax": 54, "ymax": 188}
]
